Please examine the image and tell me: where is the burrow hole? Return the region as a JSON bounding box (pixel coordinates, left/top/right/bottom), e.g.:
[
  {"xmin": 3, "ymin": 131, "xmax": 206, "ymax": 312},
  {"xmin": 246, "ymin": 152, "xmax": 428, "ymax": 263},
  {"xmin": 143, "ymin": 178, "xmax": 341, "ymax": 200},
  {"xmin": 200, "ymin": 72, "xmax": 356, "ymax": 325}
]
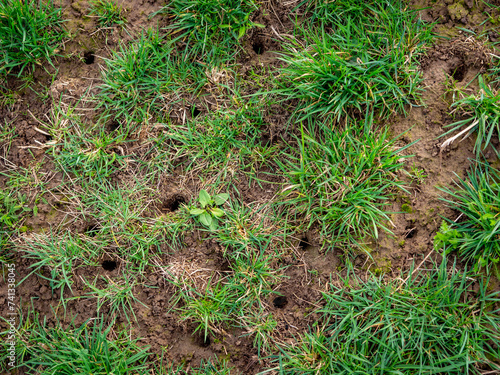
[
  {"xmin": 404, "ymin": 225, "xmax": 418, "ymax": 239},
  {"xmin": 194, "ymin": 332, "xmax": 211, "ymax": 347},
  {"xmin": 83, "ymin": 51, "xmax": 95, "ymax": 65},
  {"xmin": 85, "ymin": 223, "xmax": 100, "ymax": 237},
  {"xmin": 252, "ymin": 39, "xmax": 265, "ymax": 55},
  {"xmin": 191, "ymin": 107, "xmax": 201, "ymax": 118},
  {"xmin": 298, "ymin": 236, "xmax": 310, "ymax": 250},
  {"xmin": 109, "ymin": 120, "xmax": 120, "ymax": 132},
  {"xmin": 273, "ymin": 296, "xmax": 288, "ymax": 309},
  {"xmin": 102, "ymin": 260, "xmax": 118, "ymax": 271},
  {"xmin": 451, "ymin": 64, "xmax": 467, "ymax": 82},
  {"xmin": 162, "ymin": 194, "xmax": 186, "ymax": 212}
]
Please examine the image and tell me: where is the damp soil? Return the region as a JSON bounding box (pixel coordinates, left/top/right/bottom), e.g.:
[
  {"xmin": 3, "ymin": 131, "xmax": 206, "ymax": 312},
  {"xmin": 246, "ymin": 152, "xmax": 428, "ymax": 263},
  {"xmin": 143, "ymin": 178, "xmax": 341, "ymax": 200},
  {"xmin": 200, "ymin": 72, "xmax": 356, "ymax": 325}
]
[{"xmin": 1, "ymin": 0, "xmax": 500, "ymax": 374}]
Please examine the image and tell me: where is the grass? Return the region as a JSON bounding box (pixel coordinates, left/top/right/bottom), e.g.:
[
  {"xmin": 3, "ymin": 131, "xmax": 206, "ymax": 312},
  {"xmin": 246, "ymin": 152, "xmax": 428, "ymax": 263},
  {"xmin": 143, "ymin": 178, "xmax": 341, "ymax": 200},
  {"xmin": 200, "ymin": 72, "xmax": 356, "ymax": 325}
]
[
  {"xmin": 164, "ymin": 99, "xmax": 281, "ymax": 187},
  {"xmin": 18, "ymin": 231, "xmax": 101, "ymax": 303},
  {"xmin": 277, "ymin": 117, "xmax": 415, "ymax": 253},
  {"xmin": 165, "ymin": 238, "xmax": 284, "ymax": 347},
  {"xmin": 83, "ymin": 275, "xmax": 148, "ymax": 322},
  {"xmin": 277, "ymin": 0, "xmax": 433, "ymax": 121},
  {"xmin": 434, "ymin": 161, "xmax": 500, "ymax": 272},
  {"xmin": 11, "ymin": 314, "xmax": 150, "ymax": 374},
  {"xmin": 95, "ymin": 28, "xmax": 206, "ymax": 129},
  {"xmin": 0, "ymin": 0, "xmax": 66, "ymax": 76},
  {"xmin": 440, "ymin": 75, "xmax": 500, "ymax": 157},
  {"xmin": 155, "ymin": 0, "xmax": 263, "ymax": 59},
  {"xmin": 89, "ymin": 0, "xmax": 126, "ymax": 28},
  {"xmin": 5, "ymin": 0, "xmax": 500, "ymax": 372},
  {"xmin": 270, "ymin": 257, "xmax": 500, "ymax": 374}
]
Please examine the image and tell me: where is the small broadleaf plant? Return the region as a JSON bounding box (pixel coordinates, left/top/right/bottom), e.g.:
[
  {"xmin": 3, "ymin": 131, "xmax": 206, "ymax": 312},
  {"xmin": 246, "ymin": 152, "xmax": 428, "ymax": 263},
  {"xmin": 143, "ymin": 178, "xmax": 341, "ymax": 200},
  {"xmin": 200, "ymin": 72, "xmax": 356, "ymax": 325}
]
[{"xmin": 190, "ymin": 190, "xmax": 229, "ymax": 231}]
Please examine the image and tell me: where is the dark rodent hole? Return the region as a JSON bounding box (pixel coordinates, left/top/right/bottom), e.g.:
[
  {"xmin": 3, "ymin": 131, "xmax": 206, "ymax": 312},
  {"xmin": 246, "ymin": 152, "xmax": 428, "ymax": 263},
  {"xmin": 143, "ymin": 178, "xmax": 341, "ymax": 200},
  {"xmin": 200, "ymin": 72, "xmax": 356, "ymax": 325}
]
[
  {"xmin": 298, "ymin": 236, "xmax": 309, "ymax": 250},
  {"xmin": 192, "ymin": 107, "xmax": 201, "ymax": 118},
  {"xmin": 83, "ymin": 51, "xmax": 95, "ymax": 65},
  {"xmin": 163, "ymin": 194, "xmax": 186, "ymax": 212},
  {"xmin": 194, "ymin": 332, "xmax": 211, "ymax": 347},
  {"xmin": 252, "ymin": 39, "xmax": 265, "ymax": 55},
  {"xmin": 109, "ymin": 120, "xmax": 120, "ymax": 132},
  {"xmin": 451, "ymin": 64, "xmax": 466, "ymax": 82},
  {"xmin": 404, "ymin": 225, "xmax": 418, "ymax": 239},
  {"xmin": 85, "ymin": 223, "xmax": 100, "ymax": 237},
  {"xmin": 102, "ymin": 260, "xmax": 118, "ymax": 271},
  {"xmin": 273, "ymin": 295, "xmax": 288, "ymax": 309}
]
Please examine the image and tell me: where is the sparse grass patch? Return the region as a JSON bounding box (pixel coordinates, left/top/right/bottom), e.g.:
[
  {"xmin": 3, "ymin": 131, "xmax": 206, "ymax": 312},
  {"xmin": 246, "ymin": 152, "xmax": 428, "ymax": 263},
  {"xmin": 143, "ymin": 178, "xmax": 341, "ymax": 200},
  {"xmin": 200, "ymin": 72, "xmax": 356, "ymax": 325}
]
[
  {"xmin": 279, "ymin": 0, "xmax": 433, "ymax": 121},
  {"xmin": 434, "ymin": 161, "xmax": 500, "ymax": 272},
  {"xmin": 83, "ymin": 275, "xmax": 147, "ymax": 322},
  {"xmin": 0, "ymin": 0, "xmax": 66, "ymax": 76},
  {"xmin": 440, "ymin": 76, "xmax": 500, "ymax": 157},
  {"xmin": 166, "ymin": 243, "xmax": 284, "ymax": 346},
  {"xmin": 277, "ymin": 119, "xmax": 414, "ymax": 253},
  {"xmin": 165, "ymin": 101, "xmax": 281, "ymax": 187},
  {"xmin": 18, "ymin": 231, "xmax": 102, "ymax": 302},
  {"xmin": 79, "ymin": 179, "xmax": 193, "ymax": 271},
  {"xmin": 271, "ymin": 257, "xmax": 500, "ymax": 374}
]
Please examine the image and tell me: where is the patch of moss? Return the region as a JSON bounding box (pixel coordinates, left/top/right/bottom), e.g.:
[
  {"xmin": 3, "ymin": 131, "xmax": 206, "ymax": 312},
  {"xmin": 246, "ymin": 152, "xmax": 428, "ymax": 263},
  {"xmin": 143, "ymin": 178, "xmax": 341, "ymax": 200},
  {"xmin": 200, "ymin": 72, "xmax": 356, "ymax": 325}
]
[
  {"xmin": 401, "ymin": 203, "xmax": 413, "ymax": 213},
  {"xmin": 372, "ymin": 257, "xmax": 392, "ymax": 276},
  {"xmin": 448, "ymin": 2, "xmax": 469, "ymax": 21}
]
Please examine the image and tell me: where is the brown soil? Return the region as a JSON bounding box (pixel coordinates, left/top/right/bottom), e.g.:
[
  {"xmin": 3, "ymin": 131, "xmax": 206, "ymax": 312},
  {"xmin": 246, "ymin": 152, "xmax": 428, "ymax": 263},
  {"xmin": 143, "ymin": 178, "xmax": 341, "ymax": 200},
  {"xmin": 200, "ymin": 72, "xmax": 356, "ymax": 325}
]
[{"xmin": 1, "ymin": 0, "xmax": 500, "ymax": 374}]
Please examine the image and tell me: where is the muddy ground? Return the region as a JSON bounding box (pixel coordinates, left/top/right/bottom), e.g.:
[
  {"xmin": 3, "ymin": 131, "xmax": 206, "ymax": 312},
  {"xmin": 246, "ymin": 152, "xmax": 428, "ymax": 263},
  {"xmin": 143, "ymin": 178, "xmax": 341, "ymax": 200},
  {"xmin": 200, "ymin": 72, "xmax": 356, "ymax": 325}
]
[{"xmin": 1, "ymin": 0, "xmax": 500, "ymax": 373}]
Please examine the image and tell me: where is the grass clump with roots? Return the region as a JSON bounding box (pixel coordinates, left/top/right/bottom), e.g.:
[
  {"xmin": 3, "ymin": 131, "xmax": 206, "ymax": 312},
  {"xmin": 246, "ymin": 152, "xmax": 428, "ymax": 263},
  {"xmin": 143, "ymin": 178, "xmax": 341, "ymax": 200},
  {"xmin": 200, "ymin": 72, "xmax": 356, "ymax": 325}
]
[
  {"xmin": 440, "ymin": 76, "xmax": 499, "ymax": 157},
  {"xmin": 271, "ymin": 257, "xmax": 500, "ymax": 374}
]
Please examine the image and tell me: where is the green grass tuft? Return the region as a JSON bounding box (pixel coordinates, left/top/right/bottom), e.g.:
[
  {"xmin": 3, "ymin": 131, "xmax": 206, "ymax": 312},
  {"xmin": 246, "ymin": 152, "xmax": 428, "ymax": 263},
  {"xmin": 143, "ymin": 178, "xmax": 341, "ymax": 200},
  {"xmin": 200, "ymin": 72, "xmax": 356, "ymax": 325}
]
[
  {"xmin": 89, "ymin": 0, "xmax": 126, "ymax": 28},
  {"xmin": 435, "ymin": 161, "xmax": 500, "ymax": 272},
  {"xmin": 278, "ymin": 0, "xmax": 433, "ymax": 121},
  {"xmin": 155, "ymin": 0, "xmax": 263, "ymax": 59},
  {"xmin": 95, "ymin": 29, "xmax": 206, "ymax": 128},
  {"xmin": 0, "ymin": 0, "xmax": 66, "ymax": 76},
  {"xmin": 440, "ymin": 76, "xmax": 499, "ymax": 157},
  {"xmin": 272, "ymin": 257, "xmax": 500, "ymax": 374},
  {"xmin": 15, "ymin": 315, "xmax": 150, "ymax": 374},
  {"xmin": 277, "ymin": 118, "xmax": 414, "ymax": 253}
]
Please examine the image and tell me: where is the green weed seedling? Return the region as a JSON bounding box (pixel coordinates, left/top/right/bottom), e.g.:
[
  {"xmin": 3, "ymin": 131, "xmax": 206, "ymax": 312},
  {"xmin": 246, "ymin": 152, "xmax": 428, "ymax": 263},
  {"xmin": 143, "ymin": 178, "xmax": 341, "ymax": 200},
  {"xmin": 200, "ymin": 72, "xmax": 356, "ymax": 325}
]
[
  {"xmin": 435, "ymin": 161, "xmax": 500, "ymax": 272},
  {"xmin": 406, "ymin": 163, "xmax": 428, "ymax": 185},
  {"xmin": 440, "ymin": 75, "xmax": 500, "ymax": 157},
  {"xmin": 190, "ymin": 189, "xmax": 229, "ymax": 231},
  {"xmin": 0, "ymin": 0, "xmax": 66, "ymax": 76},
  {"xmin": 89, "ymin": 0, "xmax": 126, "ymax": 28}
]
